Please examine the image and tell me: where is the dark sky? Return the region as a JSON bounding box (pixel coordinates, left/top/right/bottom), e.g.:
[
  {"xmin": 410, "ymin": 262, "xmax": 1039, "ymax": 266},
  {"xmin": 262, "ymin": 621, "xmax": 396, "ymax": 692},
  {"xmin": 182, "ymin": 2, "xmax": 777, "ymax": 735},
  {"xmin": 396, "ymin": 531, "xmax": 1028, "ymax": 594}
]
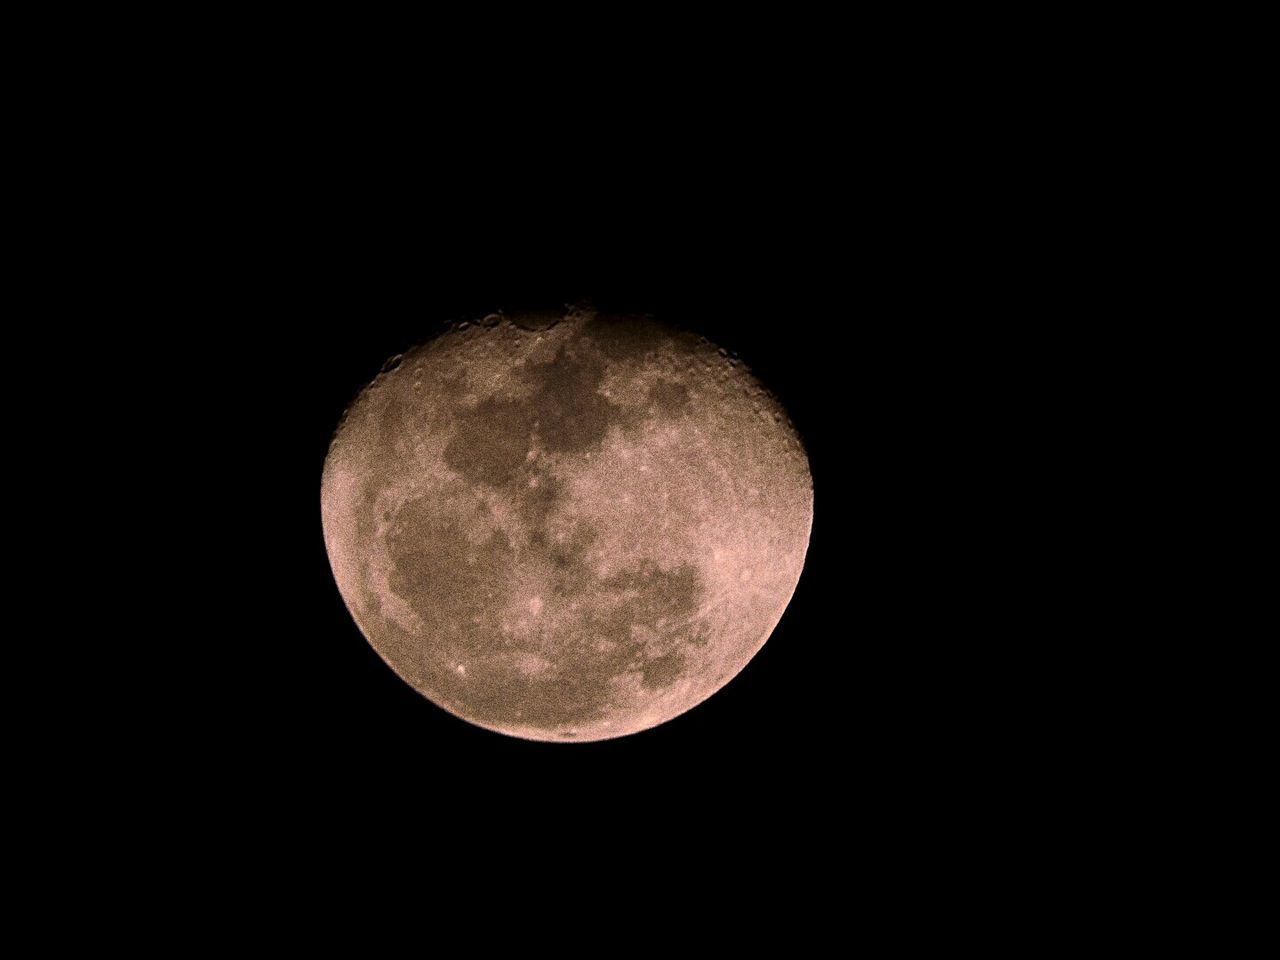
[{"xmin": 83, "ymin": 43, "xmax": 1099, "ymax": 913}]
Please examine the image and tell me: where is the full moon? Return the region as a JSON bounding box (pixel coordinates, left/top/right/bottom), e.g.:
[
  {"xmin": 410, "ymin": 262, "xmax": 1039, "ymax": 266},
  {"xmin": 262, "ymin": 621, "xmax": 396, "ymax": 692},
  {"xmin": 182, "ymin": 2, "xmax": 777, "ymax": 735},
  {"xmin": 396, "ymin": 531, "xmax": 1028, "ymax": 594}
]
[{"xmin": 320, "ymin": 307, "xmax": 812, "ymax": 741}]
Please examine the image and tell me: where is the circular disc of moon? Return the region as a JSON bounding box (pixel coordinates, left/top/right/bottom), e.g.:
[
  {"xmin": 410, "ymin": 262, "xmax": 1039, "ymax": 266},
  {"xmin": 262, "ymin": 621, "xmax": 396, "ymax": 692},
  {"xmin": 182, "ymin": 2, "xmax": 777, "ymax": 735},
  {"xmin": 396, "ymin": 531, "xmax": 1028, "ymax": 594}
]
[{"xmin": 320, "ymin": 307, "xmax": 812, "ymax": 742}]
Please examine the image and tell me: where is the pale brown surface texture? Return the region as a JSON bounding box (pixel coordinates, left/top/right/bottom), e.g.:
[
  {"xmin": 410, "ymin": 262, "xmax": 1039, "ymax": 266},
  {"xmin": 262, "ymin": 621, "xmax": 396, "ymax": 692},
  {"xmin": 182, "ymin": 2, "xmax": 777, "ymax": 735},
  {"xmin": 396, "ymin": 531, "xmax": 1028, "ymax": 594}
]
[{"xmin": 320, "ymin": 308, "xmax": 812, "ymax": 741}]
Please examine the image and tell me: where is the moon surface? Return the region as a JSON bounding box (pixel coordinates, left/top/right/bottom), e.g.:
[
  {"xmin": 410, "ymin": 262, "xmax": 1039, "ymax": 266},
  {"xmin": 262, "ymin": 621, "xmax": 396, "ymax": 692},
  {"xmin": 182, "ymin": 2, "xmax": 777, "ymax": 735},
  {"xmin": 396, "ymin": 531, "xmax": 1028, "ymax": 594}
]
[{"xmin": 320, "ymin": 307, "xmax": 812, "ymax": 742}]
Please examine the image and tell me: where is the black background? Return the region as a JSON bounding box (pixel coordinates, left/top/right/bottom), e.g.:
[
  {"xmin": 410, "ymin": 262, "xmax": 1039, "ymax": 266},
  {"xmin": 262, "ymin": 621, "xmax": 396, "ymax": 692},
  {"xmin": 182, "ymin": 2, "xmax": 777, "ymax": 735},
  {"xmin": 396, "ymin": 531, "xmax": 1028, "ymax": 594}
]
[
  {"xmin": 42, "ymin": 26, "xmax": 1171, "ymax": 926},
  {"xmin": 40, "ymin": 28, "xmax": 1147, "ymax": 921}
]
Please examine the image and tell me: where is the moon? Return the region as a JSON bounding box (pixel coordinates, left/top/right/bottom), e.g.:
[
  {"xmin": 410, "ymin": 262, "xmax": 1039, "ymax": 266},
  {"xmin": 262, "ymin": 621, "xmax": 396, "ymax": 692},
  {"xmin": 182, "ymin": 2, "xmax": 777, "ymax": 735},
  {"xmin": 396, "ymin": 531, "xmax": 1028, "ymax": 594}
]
[{"xmin": 320, "ymin": 307, "xmax": 812, "ymax": 742}]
